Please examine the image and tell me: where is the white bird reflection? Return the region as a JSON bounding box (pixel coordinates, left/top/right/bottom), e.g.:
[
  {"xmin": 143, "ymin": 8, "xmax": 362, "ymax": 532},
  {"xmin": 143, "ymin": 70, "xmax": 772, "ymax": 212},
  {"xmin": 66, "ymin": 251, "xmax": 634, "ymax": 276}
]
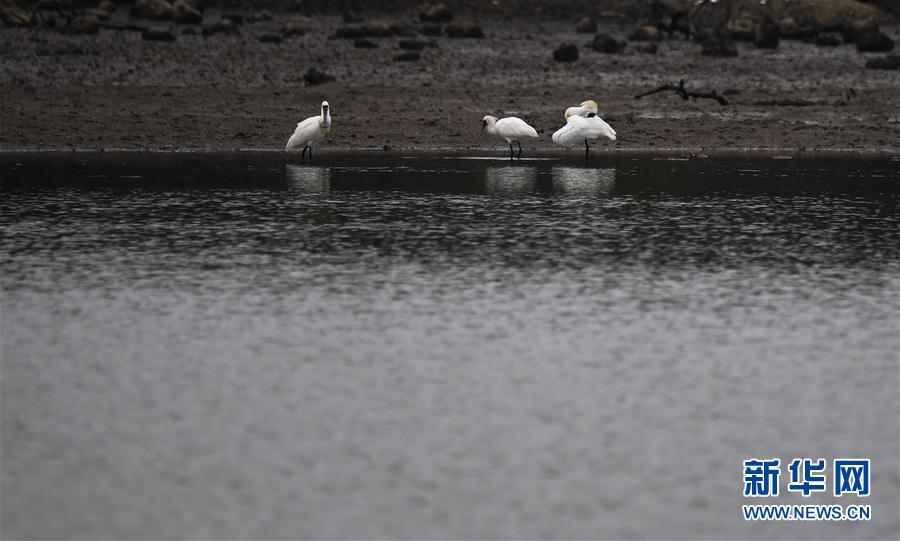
[
  {"xmin": 550, "ymin": 166, "xmax": 616, "ymax": 196},
  {"xmin": 484, "ymin": 166, "xmax": 538, "ymax": 196},
  {"xmin": 285, "ymin": 164, "xmax": 331, "ymax": 193}
]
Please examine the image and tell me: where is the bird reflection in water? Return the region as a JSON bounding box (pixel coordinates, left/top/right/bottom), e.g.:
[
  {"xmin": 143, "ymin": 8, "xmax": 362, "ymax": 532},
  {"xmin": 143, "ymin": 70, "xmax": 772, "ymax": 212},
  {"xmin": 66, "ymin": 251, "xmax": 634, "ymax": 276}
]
[
  {"xmin": 285, "ymin": 164, "xmax": 331, "ymax": 193},
  {"xmin": 484, "ymin": 166, "xmax": 538, "ymax": 196},
  {"xmin": 550, "ymin": 166, "xmax": 616, "ymax": 196}
]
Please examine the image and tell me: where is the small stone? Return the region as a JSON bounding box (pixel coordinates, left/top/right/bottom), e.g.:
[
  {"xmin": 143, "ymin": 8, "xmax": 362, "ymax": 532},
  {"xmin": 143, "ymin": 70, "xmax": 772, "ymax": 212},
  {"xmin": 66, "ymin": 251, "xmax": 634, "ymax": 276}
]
[
  {"xmin": 575, "ymin": 16, "xmax": 596, "ymax": 34},
  {"xmin": 66, "ymin": 14, "xmax": 99, "ymax": 33},
  {"xmin": 865, "ymin": 55, "xmax": 900, "ymax": 70},
  {"xmin": 841, "ymin": 19, "xmax": 878, "ymax": 43},
  {"xmin": 394, "ymin": 51, "xmax": 421, "ymax": 61},
  {"xmin": 636, "ymin": 42, "xmax": 658, "ymax": 54},
  {"xmin": 84, "ymin": 8, "xmax": 110, "ymax": 21},
  {"xmin": 342, "ymin": 11, "xmax": 363, "ymax": 23},
  {"xmin": 221, "ymin": 12, "xmax": 243, "ymax": 23},
  {"xmin": 628, "ymin": 25, "xmax": 661, "ymax": 41},
  {"xmin": 0, "ymin": 0, "xmax": 32, "ymax": 26},
  {"xmin": 173, "ymin": 0, "xmax": 202, "ymax": 24},
  {"xmin": 259, "ymin": 33, "xmax": 282, "ymax": 43},
  {"xmin": 753, "ymin": 16, "xmax": 779, "ymax": 49},
  {"xmin": 857, "ymin": 30, "xmax": 894, "ymax": 53},
  {"xmin": 701, "ymin": 37, "xmax": 738, "ymax": 57},
  {"xmin": 249, "ymin": 10, "xmax": 272, "ymax": 22},
  {"xmin": 398, "ymin": 38, "xmax": 437, "ymax": 50},
  {"xmin": 353, "ymin": 38, "xmax": 377, "ymax": 48},
  {"xmin": 130, "ymin": 0, "xmax": 174, "ymax": 20},
  {"xmin": 553, "ymin": 43, "xmax": 579, "ymax": 62},
  {"xmin": 303, "ymin": 67, "xmax": 334, "ymax": 85},
  {"xmin": 280, "ymin": 22, "xmax": 305, "ymax": 37},
  {"xmin": 419, "ymin": 24, "xmax": 441, "ymax": 36},
  {"xmin": 419, "ymin": 3, "xmax": 452, "ymax": 23},
  {"xmin": 142, "ymin": 26, "xmax": 175, "ymax": 40},
  {"xmin": 445, "ymin": 20, "xmax": 483, "ymax": 38},
  {"xmin": 591, "ymin": 33, "xmax": 625, "ymax": 53},
  {"xmin": 815, "ymin": 33, "xmax": 841, "ymax": 47},
  {"xmin": 201, "ymin": 18, "xmax": 236, "ymax": 36}
]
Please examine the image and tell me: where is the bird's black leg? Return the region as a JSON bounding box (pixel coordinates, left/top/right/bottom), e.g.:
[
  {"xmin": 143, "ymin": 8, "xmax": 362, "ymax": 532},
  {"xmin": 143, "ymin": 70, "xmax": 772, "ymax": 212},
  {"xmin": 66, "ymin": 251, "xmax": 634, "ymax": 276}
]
[
  {"xmin": 301, "ymin": 146, "xmax": 308, "ymax": 164},
  {"xmin": 517, "ymin": 141, "xmax": 523, "ymax": 159},
  {"xmin": 508, "ymin": 143, "xmax": 514, "ymax": 161},
  {"xmin": 584, "ymin": 139, "xmax": 590, "ymax": 161},
  {"xmin": 308, "ymin": 146, "xmax": 313, "ymax": 164}
]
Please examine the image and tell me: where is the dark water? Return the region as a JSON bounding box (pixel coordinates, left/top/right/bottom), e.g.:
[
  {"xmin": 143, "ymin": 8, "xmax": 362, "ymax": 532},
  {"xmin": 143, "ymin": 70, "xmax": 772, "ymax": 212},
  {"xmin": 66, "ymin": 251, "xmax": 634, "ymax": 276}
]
[{"xmin": 2, "ymin": 152, "xmax": 899, "ymax": 540}]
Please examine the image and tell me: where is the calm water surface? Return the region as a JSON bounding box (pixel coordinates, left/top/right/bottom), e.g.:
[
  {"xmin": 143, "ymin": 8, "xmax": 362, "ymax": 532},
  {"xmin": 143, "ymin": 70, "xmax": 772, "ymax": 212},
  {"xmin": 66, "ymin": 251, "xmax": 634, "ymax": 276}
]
[{"xmin": 2, "ymin": 153, "xmax": 899, "ymax": 539}]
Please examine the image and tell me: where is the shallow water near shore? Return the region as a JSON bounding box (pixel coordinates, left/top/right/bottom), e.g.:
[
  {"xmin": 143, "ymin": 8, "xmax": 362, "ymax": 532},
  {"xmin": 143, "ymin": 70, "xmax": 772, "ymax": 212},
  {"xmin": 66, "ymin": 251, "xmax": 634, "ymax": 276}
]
[{"xmin": 2, "ymin": 152, "xmax": 899, "ymax": 539}]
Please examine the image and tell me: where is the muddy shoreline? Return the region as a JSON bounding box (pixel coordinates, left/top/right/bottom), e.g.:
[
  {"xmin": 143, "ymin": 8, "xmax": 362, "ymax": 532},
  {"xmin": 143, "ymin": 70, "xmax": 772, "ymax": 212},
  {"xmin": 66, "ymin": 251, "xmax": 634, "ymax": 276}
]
[{"xmin": 1, "ymin": 14, "xmax": 899, "ymax": 153}]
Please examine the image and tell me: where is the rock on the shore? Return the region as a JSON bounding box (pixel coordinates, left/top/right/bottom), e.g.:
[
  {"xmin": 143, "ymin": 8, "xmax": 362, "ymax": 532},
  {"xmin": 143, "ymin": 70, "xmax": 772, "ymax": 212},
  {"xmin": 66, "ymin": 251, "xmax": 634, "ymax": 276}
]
[
  {"xmin": 201, "ymin": 18, "xmax": 236, "ymax": 36},
  {"xmin": 131, "ymin": 0, "xmax": 174, "ymax": 20},
  {"xmin": 419, "ymin": 3, "xmax": 452, "ymax": 23},
  {"xmin": 334, "ymin": 22, "xmax": 408, "ymax": 39},
  {"xmin": 753, "ymin": 16, "xmax": 779, "ymax": 49},
  {"xmin": 303, "ymin": 67, "xmax": 334, "ymax": 85},
  {"xmin": 701, "ymin": 37, "xmax": 738, "ymax": 57},
  {"xmin": 629, "ymin": 25, "xmax": 661, "ymax": 41},
  {"xmin": 575, "ymin": 16, "xmax": 596, "ymax": 33},
  {"xmin": 399, "ymin": 39, "xmax": 437, "ymax": 50},
  {"xmin": 635, "ymin": 42, "xmax": 658, "ymax": 54},
  {"xmin": 553, "ymin": 43, "xmax": 579, "ymax": 62},
  {"xmin": 591, "ymin": 33, "xmax": 626, "ymax": 53},
  {"xmin": 173, "ymin": 0, "xmax": 201, "ymax": 24},
  {"xmin": 142, "ymin": 26, "xmax": 175, "ymax": 40},
  {"xmin": 840, "ymin": 18, "xmax": 878, "ymax": 43},
  {"xmin": 394, "ymin": 51, "xmax": 421, "ymax": 61},
  {"xmin": 353, "ymin": 38, "xmax": 377, "ymax": 48},
  {"xmin": 259, "ymin": 33, "xmax": 282, "ymax": 43},
  {"xmin": 865, "ymin": 54, "xmax": 900, "ymax": 69},
  {"xmin": 1, "ymin": 0, "xmax": 32, "ymax": 26},
  {"xmin": 815, "ymin": 33, "xmax": 841, "ymax": 46},
  {"xmin": 419, "ymin": 24, "xmax": 441, "ymax": 36},
  {"xmin": 857, "ymin": 30, "xmax": 894, "ymax": 52},
  {"xmin": 445, "ymin": 20, "xmax": 483, "ymax": 38},
  {"xmin": 65, "ymin": 14, "xmax": 99, "ymax": 34},
  {"xmin": 342, "ymin": 11, "xmax": 363, "ymax": 23},
  {"xmin": 84, "ymin": 8, "xmax": 110, "ymax": 21},
  {"xmin": 280, "ymin": 22, "xmax": 305, "ymax": 37}
]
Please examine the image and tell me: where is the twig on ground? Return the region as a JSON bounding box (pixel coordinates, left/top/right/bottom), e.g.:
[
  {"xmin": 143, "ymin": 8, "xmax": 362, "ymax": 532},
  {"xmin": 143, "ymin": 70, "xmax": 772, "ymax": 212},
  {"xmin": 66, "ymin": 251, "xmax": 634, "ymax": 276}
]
[{"xmin": 635, "ymin": 79, "xmax": 728, "ymax": 105}]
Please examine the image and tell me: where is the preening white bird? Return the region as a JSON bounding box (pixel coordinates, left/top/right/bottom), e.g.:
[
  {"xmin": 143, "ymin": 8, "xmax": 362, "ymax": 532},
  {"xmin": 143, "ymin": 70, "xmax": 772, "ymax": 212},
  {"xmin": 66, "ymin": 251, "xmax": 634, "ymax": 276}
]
[
  {"xmin": 481, "ymin": 115, "xmax": 539, "ymax": 159},
  {"xmin": 552, "ymin": 103, "xmax": 616, "ymax": 160},
  {"xmin": 286, "ymin": 100, "xmax": 331, "ymax": 164},
  {"xmin": 564, "ymin": 99, "xmax": 599, "ymax": 119}
]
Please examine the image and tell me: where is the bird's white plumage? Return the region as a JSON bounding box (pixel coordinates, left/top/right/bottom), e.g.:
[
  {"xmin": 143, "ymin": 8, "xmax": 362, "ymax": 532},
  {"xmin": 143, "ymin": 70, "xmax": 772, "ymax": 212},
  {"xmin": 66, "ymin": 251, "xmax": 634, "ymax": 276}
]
[
  {"xmin": 286, "ymin": 101, "xmax": 331, "ymax": 152},
  {"xmin": 493, "ymin": 117, "xmax": 539, "ymax": 142},
  {"xmin": 552, "ymin": 115, "xmax": 617, "ymax": 146},
  {"xmin": 286, "ymin": 116, "xmax": 324, "ymax": 151},
  {"xmin": 483, "ymin": 115, "xmax": 538, "ymax": 143}
]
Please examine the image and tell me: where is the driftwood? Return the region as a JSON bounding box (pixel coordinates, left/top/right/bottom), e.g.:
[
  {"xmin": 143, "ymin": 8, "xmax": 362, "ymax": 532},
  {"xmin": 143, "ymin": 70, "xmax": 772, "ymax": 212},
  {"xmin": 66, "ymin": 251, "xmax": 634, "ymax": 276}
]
[{"xmin": 635, "ymin": 79, "xmax": 729, "ymax": 105}]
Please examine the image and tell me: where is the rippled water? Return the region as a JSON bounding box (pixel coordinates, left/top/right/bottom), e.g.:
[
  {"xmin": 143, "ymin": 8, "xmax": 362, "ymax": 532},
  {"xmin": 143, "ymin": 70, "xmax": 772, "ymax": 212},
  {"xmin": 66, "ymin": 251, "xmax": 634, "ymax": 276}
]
[{"xmin": 2, "ymin": 153, "xmax": 899, "ymax": 539}]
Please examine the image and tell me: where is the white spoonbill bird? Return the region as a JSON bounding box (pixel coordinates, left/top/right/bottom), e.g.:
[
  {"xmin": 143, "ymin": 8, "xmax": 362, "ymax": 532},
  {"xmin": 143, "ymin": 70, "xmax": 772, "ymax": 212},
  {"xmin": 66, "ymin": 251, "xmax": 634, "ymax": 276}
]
[
  {"xmin": 481, "ymin": 115, "xmax": 539, "ymax": 159},
  {"xmin": 552, "ymin": 105, "xmax": 616, "ymax": 160},
  {"xmin": 286, "ymin": 100, "xmax": 331, "ymax": 164},
  {"xmin": 564, "ymin": 99, "xmax": 599, "ymax": 119}
]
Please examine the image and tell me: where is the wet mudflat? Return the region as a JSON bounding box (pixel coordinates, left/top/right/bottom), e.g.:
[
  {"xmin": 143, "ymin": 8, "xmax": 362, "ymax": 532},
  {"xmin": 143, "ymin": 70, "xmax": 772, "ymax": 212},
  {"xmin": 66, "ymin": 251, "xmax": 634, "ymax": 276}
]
[{"xmin": 1, "ymin": 152, "xmax": 898, "ymax": 539}]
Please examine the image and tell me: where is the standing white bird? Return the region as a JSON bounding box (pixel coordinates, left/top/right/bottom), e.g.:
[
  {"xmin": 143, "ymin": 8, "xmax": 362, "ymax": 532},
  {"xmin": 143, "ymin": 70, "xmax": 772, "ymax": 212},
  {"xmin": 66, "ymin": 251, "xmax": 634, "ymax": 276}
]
[
  {"xmin": 286, "ymin": 101, "xmax": 331, "ymax": 164},
  {"xmin": 552, "ymin": 102, "xmax": 616, "ymax": 160},
  {"xmin": 481, "ymin": 115, "xmax": 539, "ymax": 160}
]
